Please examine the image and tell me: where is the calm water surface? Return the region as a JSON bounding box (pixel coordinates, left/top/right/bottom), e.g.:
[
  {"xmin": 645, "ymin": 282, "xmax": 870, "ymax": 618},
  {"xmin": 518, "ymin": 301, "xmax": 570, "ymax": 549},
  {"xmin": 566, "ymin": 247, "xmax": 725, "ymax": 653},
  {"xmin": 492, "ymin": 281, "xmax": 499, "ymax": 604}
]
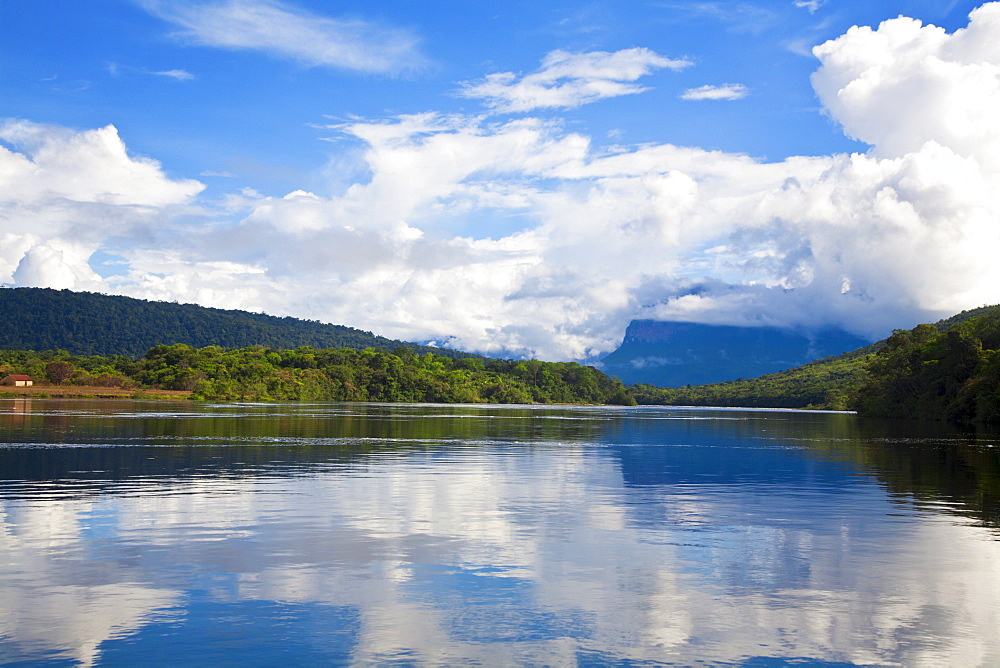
[{"xmin": 1, "ymin": 399, "xmax": 999, "ymax": 666}]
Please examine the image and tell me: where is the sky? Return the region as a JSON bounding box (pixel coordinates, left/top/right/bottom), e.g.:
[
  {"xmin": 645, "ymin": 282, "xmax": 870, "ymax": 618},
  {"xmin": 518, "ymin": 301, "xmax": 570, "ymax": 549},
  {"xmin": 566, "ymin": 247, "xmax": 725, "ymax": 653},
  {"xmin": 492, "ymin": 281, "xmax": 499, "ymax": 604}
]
[{"xmin": 2, "ymin": 0, "xmax": 999, "ymax": 361}]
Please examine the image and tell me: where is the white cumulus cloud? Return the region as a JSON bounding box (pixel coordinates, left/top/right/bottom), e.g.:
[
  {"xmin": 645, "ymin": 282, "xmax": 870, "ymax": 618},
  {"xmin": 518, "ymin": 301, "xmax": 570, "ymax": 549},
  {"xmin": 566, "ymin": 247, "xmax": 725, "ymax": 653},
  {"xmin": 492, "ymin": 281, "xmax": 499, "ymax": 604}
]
[
  {"xmin": 0, "ymin": 120, "xmax": 203, "ymax": 291},
  {"xmin": 3, "ymin": 5, "xmax": 1000, "ymax": 361},
  {"xmin": 811, "ymin": 3, "xmax": 1000, "ymax": 169}
]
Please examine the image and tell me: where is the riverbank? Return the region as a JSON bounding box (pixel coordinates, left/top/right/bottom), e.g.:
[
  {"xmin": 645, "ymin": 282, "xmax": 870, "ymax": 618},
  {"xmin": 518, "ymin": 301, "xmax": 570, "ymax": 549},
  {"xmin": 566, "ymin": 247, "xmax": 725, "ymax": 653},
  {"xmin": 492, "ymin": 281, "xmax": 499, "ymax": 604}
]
[{"xmin": 0, "ymin": 385, "xmax": 192, "ymax": 399}]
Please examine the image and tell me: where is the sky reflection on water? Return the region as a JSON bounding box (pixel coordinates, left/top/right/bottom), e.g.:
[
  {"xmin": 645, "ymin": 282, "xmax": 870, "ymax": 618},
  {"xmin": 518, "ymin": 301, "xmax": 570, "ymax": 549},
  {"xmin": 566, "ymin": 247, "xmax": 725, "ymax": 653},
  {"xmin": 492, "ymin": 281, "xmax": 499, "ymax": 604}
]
[{"xmin": 1, "ymin": 399, "xmax": 999, "ymax": 666}]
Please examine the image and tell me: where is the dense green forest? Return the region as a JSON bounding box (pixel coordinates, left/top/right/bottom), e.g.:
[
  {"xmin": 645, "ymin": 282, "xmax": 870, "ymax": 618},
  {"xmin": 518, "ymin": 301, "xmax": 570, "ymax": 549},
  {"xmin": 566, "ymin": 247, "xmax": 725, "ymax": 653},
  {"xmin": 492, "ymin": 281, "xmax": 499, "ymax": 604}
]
[
  {"xmin": 0, "ymin": 344, "xmax": 635, "ymax": 405},
  {"xmin": 0, "ymin": 287, "xmax": 476, "ymax": 359},
  {"xmin": 633, "ymin": 306, "xmax": 1000, "ymax": 424},
  {"xmin": 853, "ymin": 310, "xmax": 1000, "ymax": 424}
]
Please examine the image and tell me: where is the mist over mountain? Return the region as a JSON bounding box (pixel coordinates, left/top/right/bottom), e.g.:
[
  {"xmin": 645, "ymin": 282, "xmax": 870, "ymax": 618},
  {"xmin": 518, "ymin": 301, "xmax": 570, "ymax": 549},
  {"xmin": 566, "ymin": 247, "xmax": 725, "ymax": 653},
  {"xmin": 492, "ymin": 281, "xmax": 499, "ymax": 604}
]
[{"xmin": 600, "ymin": 320, "xmax": 873, "ymax": 387}]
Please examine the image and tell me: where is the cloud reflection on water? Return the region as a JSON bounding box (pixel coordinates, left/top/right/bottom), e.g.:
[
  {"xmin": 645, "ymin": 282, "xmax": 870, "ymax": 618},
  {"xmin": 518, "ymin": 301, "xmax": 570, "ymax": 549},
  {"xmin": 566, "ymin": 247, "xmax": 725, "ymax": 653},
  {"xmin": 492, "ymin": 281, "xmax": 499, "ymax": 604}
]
[{"xmin": 0, "ymin": 403, "xmax": 998, "ymax": 665}]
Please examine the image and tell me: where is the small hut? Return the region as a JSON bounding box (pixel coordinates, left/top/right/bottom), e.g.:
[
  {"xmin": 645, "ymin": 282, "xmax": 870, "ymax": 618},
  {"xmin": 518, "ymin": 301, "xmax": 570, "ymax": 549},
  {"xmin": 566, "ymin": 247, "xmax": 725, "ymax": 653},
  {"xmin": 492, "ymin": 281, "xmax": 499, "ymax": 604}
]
[{"xmin": 1, "ymin": 374, "xmax": 34, "ymax": 387}]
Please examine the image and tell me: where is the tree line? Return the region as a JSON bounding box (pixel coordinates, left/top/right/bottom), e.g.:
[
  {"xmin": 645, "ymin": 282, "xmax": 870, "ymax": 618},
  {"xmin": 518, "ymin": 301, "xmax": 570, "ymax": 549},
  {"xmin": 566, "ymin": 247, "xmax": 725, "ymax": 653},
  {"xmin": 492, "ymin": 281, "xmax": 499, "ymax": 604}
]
[
  {"xmin": 3, "ymin": 293, "xmax": 997, "ymax": 422},
  {"xmin": 0, "ymin": 344, "xmax": 636, "ymax": 406}
]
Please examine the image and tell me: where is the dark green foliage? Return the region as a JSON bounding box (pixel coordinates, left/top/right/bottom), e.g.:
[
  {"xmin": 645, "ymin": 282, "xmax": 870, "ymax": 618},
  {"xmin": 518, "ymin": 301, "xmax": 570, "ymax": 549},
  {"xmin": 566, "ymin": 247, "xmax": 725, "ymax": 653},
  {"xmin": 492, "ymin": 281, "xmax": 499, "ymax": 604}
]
[
  {"xmin": 0, "ymin": 344, "xmax": 636, "ymax": 406},
  {"xmin": 0, "ymin": 287, "xmax": 479, "ymax": 359},
  {"xmin": 631, "ymin": 305, "xmax": 1000, "ymax": 422},
  {"xmin": 853, "ymin": 310, "xmax": 1000, "ymax": 424},
  {"xmin": 931, "ymin": 304, "xmax": 1000, "ymax": 332}
]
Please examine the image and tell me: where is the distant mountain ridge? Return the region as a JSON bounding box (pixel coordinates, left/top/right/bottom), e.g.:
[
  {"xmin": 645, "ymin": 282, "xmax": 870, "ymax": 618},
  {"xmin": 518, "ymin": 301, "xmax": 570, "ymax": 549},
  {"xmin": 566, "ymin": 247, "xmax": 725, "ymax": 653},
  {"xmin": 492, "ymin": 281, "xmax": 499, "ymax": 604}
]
[
  {"xmin": 600, "ymin": 320, "xmax": 872, "ymax": 387},
  {"xmin": 0, "ymin": 287, "xmax": 479, "ymax": 359}
]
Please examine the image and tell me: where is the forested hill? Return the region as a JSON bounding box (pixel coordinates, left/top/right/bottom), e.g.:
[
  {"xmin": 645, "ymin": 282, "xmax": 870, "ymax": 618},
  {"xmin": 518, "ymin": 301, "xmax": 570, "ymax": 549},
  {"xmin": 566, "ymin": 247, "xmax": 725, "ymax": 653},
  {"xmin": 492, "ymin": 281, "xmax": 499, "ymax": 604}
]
[
  {"xmin": 0, "ymin": 288, "xmax": 477, "ymax": 359},
  {"xmin": 633, "ymin": 305, "xmax": 1000, "ymax": 424},
  {"xmin": 852, "ymin": 307, "xmax": 1000, "ymax": 423}
]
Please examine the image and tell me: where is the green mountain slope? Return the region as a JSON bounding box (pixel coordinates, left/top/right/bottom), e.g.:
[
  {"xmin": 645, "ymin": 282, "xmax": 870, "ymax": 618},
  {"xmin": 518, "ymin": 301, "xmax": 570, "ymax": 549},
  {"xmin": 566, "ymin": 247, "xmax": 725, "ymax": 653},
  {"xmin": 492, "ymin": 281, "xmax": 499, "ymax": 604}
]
[
  {"xmin": 0, "ymin": 287, "xmax": 477, "ymax": 359},
  {"xmin": 630, "ymin": 350, "xmax": 869, "ymax": 410},
  {"xmin": 633, "ymin": 305, "xmax": 1000, "ymax": 422},
  {"xmin": 853, "ymin": 308, "xmax": 1000, "ymax": 423}
]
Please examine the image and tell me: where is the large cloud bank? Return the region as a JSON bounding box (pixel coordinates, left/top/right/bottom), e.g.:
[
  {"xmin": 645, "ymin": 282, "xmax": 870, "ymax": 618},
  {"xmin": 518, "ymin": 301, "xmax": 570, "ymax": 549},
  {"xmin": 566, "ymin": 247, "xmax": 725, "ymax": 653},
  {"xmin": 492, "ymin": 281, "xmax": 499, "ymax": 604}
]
[{"xmin": 3, "ymin": 5, "xmax": 1000, "ymax": 360}]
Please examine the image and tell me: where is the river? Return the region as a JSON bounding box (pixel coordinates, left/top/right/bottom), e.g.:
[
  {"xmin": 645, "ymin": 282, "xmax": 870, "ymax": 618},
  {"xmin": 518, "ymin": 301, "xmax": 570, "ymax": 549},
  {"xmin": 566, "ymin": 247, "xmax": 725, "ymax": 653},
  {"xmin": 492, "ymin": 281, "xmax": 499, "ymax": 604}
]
[{"xmin": 1, "ymin": 399, "xmax": 999, "ymax": 665}]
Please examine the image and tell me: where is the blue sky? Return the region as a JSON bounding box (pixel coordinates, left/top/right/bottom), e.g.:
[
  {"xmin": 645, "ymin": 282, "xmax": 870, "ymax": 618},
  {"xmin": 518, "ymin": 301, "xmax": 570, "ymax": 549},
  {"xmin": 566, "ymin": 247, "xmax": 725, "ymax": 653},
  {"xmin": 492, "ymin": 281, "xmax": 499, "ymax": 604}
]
[{"xmin": 2, "ymin": 1, "xmax": 999, "ymax": 360}]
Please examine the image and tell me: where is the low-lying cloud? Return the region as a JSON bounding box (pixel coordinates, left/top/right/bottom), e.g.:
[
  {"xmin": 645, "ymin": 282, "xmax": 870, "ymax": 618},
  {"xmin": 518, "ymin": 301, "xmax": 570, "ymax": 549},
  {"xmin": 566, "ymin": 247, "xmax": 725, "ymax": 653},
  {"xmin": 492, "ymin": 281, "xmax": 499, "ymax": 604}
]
[{"xmin": 3, "ymin": 6, "xmax": 1000, "ymax": 360}]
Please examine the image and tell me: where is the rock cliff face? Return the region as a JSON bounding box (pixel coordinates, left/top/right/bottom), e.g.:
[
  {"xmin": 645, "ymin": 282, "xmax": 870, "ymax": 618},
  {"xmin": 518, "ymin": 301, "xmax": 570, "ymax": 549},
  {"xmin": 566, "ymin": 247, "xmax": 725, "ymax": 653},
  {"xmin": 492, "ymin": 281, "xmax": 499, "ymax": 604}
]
[{"xmin": 599, "ymin": 320, "xmax": 871, "ymax": 387}]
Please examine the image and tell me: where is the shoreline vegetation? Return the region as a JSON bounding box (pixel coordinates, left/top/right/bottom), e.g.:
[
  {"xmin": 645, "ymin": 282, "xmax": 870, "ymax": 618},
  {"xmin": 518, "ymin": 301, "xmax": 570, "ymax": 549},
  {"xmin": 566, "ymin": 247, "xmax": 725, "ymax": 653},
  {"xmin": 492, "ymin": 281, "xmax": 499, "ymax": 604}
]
[
  {"xmin": 0, "ymin": 385, "xmax": 190, "ymax": 400},
  {"xmin": 1, "ymin": 305, "xmax": 998, "ymax": 423},
  {"xmin": 1, "ymin": 344, "xmax": 636, "ymax": 406}
]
